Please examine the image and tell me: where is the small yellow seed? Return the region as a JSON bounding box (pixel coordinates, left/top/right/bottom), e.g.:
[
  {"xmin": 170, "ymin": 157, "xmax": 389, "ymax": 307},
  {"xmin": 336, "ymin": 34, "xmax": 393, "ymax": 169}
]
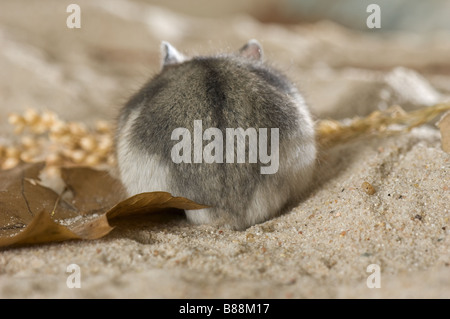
[
  {"xmin": 50, "ymin": 121, "xmax": 69, "ymax": 135},
  {"xmin": 95, "ymin": 120, "xmax": 111, "ymax": 133},
  {"xmin": 1, "ymin": 157, "xmax": 20, "ymax": 170},
  {"xmin": 20, "ymin": 136, "xmax": 36, "ymax": 148},
  {"xmin": 13, "ymin": 124, "xmax": 25, "ymax": 134},
  {"xmin": 84, "ymin": 154, "xmax": 100, "ymax": 166},
  {"xmin": 61, "ymin": 149, "xmax": 73, "ymax": 158},
  {"xmin": 23, "ymin": 108, "xmax": 39, "ymax": 125},
  {"xmin": 97, "ymin": 136, "xmax": 112, "ymax": 153},
  {"xmin": 68, "ymin": 122, "xmax": 87, "ymax": 136},
  {"xmin": 107, "ymin": 155, "xmax": 116, "ymax": 166},
  {"xmin": 20, "ymin": 151, "xmax": 36, "ymax": 162},
  {"xmin": 41, "ymin": 111, "xmax": 58, "ymax": 126},
  {"xmin": 30, "ymin": 123, "xmax": 48, "ymax": 134},
  {"xmin": 79, "ymin": 136, "xmax": 97, "ymax": 152},
  {"xmin": 55, "ymin": 134, "xmax": 76, "ymax": 148},
  {"xmin": 362, "ymin": 181, "xmax": 376, "ymax": 195},
  {"xmin": 46, "ymin": 153, "xmax": 62, "ymax": 166},
  {"xmin": 70, "ymin": 150, "xmax": 86, "ymax": 163},
  {"xmin": 8, "ymin": 113, "xmax": 24, "ymax": 125},
  {"xmin": 5, "ymin": 147, "xmax": 20, "ymax": 159},
  {"xmin": 42, "ymin": 165, "xmax": 61, "ymax": 179}
]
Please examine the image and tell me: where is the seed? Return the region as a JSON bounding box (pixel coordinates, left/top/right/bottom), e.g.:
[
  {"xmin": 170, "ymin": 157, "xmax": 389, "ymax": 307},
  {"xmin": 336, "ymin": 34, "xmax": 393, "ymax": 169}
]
[
  {"xmin": 13, "ymin": 124, "xmax": 25, "ymax": 134},
  {"xmin": 362, "ymin": 181, "xmax": 376, "ymax": 195},
  {"xmin": 246, "ymin": 233, "xmax": 255, "ymax": 242},
  {"xmin": 107, "ymin": 155, "xmax": 116, "ymax": 166},
  {"xmin": 20, "ymin": 150, "xmax": 38, "ymax": 162},
  {"xmin": 20, "ymin": 136, "xmax": 36, "ymax": 148},
  {"xmin": 70, "ymin": 150, "xmax": 86, "ymax": 163},
  {"xmin": 5, "ymin": 147, "xmax": 20, "ymax": 159},
  {"xmin": 1, "ymin": 157, "xmax": 20, "ymax": 170},
  {"xmin": 46, "ymin": 153, "xmax": 62, "ymax": 165},
  {"xmin": 97, "ymin": 136, "xmax": 112, "ymax": 153},
  {"xmin": 80, "ymin": 136, "xmax": 97, "ymax": 152},
  {"xmin": 69, "ymin": 123, "xmax": 87, "ymax": 136},
  {"xmin": 23, "ymin": 108, "xmax": 39, "ymax": 124},
  {"xmin": 50, "ymin": 121, "xmax": 68, "ymax": 135},
  {"xmin": 41, "ymin": 111, "xmax": 58, "ymax": 126},
  {"xmin": 95, "ymin": 120, "xmax": 111, "ymax": 133},
  {"xmin": 8, "ymin": 113, "xmax": 24, "ymax": 125},
  {"xmin": 85, "ymin": 154, "xmax": 100, "ymax": 166},
  {"xmin": 31, "ymin": 123, "xmax": 48, "ymax": 134}
]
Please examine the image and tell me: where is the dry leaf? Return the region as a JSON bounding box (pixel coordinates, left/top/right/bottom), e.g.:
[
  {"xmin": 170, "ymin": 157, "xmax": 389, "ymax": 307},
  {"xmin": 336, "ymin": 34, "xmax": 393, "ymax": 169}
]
[
  {"xmin": 0, "ymin": 163, "xmax": 208, "ymax": 248},
  {"xmin": 60, "ymin": 167, "xmax": 127, "ymax": 214},
  {"xmin": 436, "ymin": 111, "xmax": 450, "ymax": 153},
  {"xmin": 0, "ymin": 162, "xmax": 79, "ymax": 235},
  {"xmin": 0, "ymin": 210, "xmax": 82, "ymax": 247},
  {"xmin": 105, "ymin": 192, "xmax": 208, "ymax": 220},
  {"xmin": 70, "ymin": 214, "xmax": 113, "ymax": 240}
]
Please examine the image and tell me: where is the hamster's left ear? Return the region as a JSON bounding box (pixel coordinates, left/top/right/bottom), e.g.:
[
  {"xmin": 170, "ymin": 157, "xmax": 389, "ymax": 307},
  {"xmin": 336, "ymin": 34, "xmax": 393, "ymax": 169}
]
[
  {"xmin": 161, "ymin": 41, "xmax": 185, "ymax": 68},
  {"xmin": 238, "ymin": 39, "xmax": 263, "ymax": 61}
]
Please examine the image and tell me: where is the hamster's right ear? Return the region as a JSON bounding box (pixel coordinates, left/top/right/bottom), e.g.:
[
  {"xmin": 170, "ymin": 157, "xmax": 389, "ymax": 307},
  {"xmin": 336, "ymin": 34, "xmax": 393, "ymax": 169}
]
[
  {"xmin": 238, "ymin": 39, "xmax": 263, "ymax": 61},
  {"xmin": 161, "ymin": 41, "xmax": 185, "ymax": 68}
]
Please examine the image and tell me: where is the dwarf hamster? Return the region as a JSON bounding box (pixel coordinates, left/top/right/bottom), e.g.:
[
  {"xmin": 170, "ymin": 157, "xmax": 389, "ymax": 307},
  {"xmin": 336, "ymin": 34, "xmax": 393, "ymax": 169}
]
[{"xmin": 116, "ymin": 40, "xmax": 316, "ymax": 230}]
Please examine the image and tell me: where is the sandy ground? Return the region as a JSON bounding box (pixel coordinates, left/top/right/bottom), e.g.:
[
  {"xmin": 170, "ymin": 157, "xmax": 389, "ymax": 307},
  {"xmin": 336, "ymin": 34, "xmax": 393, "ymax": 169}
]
[{"xmin": 0, "ymin": 0, "xmax": 449, "ymax": 298}]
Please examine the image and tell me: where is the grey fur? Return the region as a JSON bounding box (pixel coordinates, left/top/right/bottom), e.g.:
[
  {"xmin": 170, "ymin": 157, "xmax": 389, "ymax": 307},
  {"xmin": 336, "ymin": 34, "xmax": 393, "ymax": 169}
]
[{"xmin": 116, "ymin": 40, "xmax": 317, "ymax": 230}]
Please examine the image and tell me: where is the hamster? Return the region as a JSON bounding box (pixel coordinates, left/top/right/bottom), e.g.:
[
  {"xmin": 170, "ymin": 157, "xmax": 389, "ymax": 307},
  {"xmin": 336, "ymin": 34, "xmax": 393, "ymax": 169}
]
[{"xmin": 116, "ymin": 40, "xmax": 316, "ymax": 230}]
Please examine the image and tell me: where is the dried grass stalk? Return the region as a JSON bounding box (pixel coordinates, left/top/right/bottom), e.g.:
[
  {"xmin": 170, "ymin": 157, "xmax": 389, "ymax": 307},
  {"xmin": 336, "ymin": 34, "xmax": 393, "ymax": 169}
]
[{"xmin": 316, "ymin": 103, "xmax": 450, "ymax": 147}]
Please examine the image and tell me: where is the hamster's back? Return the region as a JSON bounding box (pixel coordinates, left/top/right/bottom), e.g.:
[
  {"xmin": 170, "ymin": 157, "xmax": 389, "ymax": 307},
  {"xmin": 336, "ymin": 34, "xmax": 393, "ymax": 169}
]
[{"xmin": 116, "ymin": 41, "xmax": 316, "ymax": 230}]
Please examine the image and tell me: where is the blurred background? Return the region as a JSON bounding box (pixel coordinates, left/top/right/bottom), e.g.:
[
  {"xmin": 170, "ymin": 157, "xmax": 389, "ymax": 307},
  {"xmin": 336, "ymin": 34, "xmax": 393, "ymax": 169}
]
[
  {"xmin": 0, "ymin": 0, "xmax": 449, "ymax": 134},
  {"xmin": 143, "ymin": 0, "xmax": 450, "ymax": 33}
]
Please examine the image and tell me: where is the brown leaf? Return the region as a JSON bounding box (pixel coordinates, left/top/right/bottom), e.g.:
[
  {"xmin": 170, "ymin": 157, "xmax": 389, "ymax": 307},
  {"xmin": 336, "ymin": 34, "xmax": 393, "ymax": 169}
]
[
  {"xmin": 0, "ymin": 210, "xmax": 81, "ymax": 247},
  {"xmin": 105, "ymin": 192, "xmax": 208, "ymax": 220},
  {"xmin": 70, "ymin": 213, "xmax": 113, "ymax": 240},
  {"xmin": 0, "ymin": 163, "xmax": 208, "ymax": 249},
  {"xmin": 0, "ymin": 163, "xmax": 79, "ymax": 238},
  {"xmin": 60, "ymin": 167, "xmax": 127, "ymax": 214}
]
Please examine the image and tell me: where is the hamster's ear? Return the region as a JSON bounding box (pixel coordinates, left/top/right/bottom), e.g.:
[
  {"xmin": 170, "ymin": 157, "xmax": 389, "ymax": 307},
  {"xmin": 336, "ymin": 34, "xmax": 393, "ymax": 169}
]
[
  {"xmin": 161, "ymin": 41, "xmax": 185, "ymax": 68},
  {"xmin": 238, "ymin": 39, "xmax": 263, "ymax": 61}
]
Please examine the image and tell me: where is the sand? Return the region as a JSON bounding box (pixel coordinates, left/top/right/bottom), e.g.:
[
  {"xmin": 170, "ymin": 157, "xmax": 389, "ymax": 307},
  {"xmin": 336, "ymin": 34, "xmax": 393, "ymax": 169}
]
[{"xmin": 0, "ymin": 0, "xmax": 449, "ymax": 298}]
